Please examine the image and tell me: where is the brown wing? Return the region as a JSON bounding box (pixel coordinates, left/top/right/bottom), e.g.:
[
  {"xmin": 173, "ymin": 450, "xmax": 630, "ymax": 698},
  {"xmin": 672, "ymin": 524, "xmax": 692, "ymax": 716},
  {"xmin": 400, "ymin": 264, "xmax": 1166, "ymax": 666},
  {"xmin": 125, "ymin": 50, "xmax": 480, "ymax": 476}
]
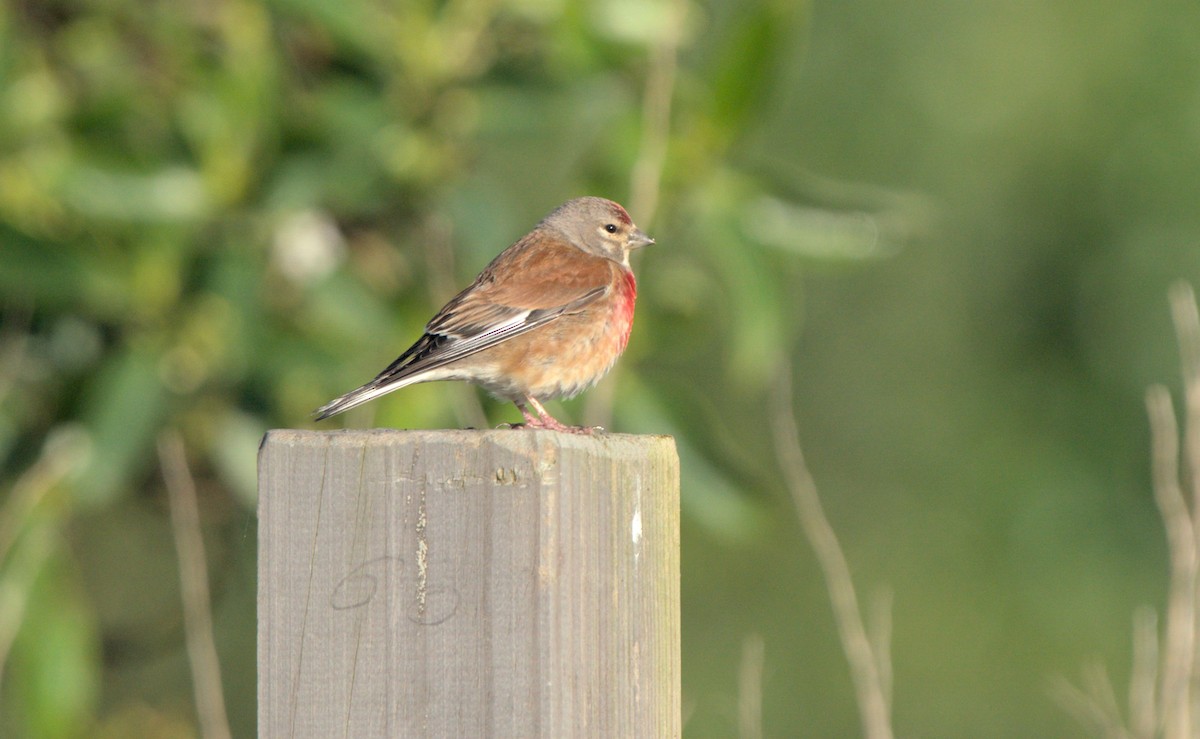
[
  {"xmin": 427, "ymin": 231, "xmax": 617, "ymax": 336},
  {"xmin": 313, "ymin": 234, "xmax": 618, "ymax": 419}
]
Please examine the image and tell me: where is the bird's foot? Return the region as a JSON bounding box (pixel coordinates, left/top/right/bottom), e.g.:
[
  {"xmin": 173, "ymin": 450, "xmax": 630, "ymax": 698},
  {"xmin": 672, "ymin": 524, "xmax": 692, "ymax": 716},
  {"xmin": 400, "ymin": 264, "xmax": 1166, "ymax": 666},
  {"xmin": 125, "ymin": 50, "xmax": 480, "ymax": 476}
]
[{"xmin": 513, "ymin": 398, "xmax": 603, "ymax": 434}]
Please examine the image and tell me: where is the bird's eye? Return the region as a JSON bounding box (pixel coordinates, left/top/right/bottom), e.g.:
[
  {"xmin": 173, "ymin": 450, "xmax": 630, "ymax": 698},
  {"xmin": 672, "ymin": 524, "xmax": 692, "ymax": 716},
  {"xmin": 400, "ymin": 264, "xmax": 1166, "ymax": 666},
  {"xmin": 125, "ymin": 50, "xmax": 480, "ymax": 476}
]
[{"xmin": 604, "ymin": 224, "xmax": 618, "ymax": 233}]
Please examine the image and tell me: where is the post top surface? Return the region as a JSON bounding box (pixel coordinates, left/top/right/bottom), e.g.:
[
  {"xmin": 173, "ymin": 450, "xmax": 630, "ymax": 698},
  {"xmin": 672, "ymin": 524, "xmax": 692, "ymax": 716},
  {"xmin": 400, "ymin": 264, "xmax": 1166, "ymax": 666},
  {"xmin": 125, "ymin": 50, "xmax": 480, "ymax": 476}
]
[{"xmin": 261, "ymin": 428, "xmax": 676, "ymax": 454}]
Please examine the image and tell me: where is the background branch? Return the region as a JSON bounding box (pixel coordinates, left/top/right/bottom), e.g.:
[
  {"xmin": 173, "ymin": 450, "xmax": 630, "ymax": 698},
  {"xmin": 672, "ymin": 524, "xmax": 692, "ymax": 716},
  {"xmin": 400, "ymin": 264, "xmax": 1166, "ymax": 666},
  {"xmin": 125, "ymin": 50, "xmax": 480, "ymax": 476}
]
[{"xmin": 771, "ymin": 362, "xmax": 894, "ymax": 739}]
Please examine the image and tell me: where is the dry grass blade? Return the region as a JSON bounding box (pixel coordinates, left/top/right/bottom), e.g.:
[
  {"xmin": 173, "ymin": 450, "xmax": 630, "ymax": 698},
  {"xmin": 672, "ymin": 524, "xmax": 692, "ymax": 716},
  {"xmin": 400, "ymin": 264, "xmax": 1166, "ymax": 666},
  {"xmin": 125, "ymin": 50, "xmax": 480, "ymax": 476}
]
[
  {"xmin": 628, "ymin": 0, "xmax": 683, "ymax": 229},
  {"xmin": 771, "ymin": 363, "xmax": 893, "ymax": 739},
  {"xmin": 1128, "ymin": 607, "xmax": 1159, "ymax": 739},
  {"xmin": 1051, "ymin": 662, "xmax": 1133, "ymax": 739},
  {"xmin": 1060, "ymin": 284, "xmax": 1200, "ymax": 739},
  {"xmin": 870, "ymin": 588, "xmax": 894, "ymax": 708},
  {"xmin": 0, "ymin": 428, "xmax": 88, "ymax": 696},
  {"xmin": 1168, "ymin": 282, "xmax": 1200, "ymax": 550},
  {"xmin": 1146, "ymin": 384, "xmax": 1196, "ymax": 739},
  {"xmin": 158, "ymin": 430, "xmax": 231, "ymax": 739},
  {"xmin": 0, "ymin": 526, "xmax": 53, "ymax": 697},
  {"xmin": 586, "ymin": 0, "xmax": 683, "ymax": 429},
  {"xmin": 1166, "ymin": 280, "xmax": 1200, "ymax": 739},
  {"xmin": 738, "ymin": 633, "xmax": 765, "ymax": 739},
  {"xmin": 1169, "ymin": 282, "xmax": 1200, "ymax": 391}
]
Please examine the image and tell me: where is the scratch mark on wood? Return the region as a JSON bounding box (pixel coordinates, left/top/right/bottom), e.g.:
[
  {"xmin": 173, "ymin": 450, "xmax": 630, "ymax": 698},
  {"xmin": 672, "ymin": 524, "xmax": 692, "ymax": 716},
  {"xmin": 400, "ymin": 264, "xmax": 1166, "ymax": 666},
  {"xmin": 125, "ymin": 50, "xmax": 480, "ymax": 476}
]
[{"xmin": 415, "ymin": 484, "xmax": 428, "ymax": 621}]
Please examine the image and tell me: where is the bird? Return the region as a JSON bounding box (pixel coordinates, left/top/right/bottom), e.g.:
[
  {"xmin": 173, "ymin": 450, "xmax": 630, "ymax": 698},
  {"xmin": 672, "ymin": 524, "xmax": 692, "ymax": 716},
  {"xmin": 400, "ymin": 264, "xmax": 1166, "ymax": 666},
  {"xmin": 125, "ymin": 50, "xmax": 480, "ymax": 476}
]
[{"xmin": 314, "ymin": 196, "xmax": 654, "ymax": 433}]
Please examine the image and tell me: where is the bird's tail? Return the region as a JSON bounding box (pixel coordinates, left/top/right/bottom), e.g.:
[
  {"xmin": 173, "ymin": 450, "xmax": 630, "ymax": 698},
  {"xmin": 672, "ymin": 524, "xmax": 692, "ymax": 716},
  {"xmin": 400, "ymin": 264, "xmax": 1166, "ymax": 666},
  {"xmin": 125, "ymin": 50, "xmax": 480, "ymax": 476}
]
[
  {"xmin": 312, "ymin": 375, "xmax": 422, "ymax": 420},
  {"xmin": 313, "ymin": 332, "xmax": 444, "ymax": 420}
]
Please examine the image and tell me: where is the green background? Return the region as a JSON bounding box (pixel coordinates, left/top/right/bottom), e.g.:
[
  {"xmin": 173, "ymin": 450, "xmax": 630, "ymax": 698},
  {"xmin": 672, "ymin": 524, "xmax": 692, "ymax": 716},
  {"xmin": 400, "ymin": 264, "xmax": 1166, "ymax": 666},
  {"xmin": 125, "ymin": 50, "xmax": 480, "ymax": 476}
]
[{"xmin": 2, "ymin": 0, "xmax": 1199, "ymax": 736}]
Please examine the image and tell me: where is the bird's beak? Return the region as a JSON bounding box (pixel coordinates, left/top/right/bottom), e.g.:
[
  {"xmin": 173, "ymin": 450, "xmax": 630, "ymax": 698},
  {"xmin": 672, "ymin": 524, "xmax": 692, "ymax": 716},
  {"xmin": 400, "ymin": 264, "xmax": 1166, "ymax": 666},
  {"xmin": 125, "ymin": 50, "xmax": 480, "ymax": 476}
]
[{"xmin": 629, "ymin": 228, "xmax": 655, "ymax": 249}]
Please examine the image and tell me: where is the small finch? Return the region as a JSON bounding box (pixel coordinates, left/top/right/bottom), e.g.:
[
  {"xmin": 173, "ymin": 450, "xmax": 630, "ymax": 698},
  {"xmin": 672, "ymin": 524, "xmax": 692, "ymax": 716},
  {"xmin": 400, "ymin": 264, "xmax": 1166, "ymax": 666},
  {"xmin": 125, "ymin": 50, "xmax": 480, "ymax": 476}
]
[{"xmin": 314, "ymin": 196, "xmax": 654, "ymax": 433}]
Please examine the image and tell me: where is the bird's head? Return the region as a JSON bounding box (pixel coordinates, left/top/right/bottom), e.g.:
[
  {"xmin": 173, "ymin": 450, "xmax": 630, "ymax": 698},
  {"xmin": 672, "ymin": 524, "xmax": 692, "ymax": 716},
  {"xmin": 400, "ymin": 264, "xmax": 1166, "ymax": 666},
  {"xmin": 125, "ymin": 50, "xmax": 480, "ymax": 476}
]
[{"xmin": 542, "ymin": 196, "xmax": 654, "ymax": 267}]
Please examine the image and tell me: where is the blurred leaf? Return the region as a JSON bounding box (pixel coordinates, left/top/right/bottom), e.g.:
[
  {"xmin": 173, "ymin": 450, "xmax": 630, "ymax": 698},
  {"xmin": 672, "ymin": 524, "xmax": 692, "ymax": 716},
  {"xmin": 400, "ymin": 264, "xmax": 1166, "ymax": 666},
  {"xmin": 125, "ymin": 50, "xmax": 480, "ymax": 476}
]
[
  {"xmin": 5, "ymin": 547, "xmax": 99, "ymax": 739},
  {"xmin": 0, "ymin": 225, "xmax": 86, "ymax": 308},
  {"xmin": 60, "ymin": 166, "xmax": 211, "ymax": 223},
  {"xmin": 690, "ymin": 171, "xmax": 793, "ymax": 389},
  {"xmin": 270, "ymin": 0, "xmax": 393, "ymax": 61},
  {"xmin": 590, "ymin": 0, "xmax": 695, "ymax": 46},
  {"xmin": 180, "ymin": 0, "xmax": 278, "ymax": 206},
  {"xmin": 706, "ymin": 0, "xmax": 805, "ymax": 141},
  {"xmin": 70, "ymin": 345, "xmax": 170, "ymax": 509},
  {"xmin": 741, "ymin": 196, "xmax": 896, "ymax": 261}
]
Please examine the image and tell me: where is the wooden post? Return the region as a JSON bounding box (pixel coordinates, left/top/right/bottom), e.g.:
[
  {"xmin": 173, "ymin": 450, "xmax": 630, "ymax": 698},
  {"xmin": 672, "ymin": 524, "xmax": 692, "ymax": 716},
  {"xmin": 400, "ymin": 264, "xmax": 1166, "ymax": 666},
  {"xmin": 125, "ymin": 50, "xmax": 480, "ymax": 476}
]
[{"xmin": 257, "ymin": 429, "xmax": 680, "ymax": 738}]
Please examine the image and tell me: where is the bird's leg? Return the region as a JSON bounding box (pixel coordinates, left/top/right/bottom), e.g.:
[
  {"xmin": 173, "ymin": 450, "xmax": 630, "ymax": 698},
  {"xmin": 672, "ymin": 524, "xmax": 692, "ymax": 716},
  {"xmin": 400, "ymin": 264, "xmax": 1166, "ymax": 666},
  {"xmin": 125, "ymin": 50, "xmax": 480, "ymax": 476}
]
[
  {"xmin": 512, "ymin": 400, "xmax": 540, "ymax": 428},
  {"xmin": 514, "ymin": 396, "xmax": 594, "ymax": 434},
  {"xmin": 522, "ymin": 396, "xmax": 573, "ymax": 432}
]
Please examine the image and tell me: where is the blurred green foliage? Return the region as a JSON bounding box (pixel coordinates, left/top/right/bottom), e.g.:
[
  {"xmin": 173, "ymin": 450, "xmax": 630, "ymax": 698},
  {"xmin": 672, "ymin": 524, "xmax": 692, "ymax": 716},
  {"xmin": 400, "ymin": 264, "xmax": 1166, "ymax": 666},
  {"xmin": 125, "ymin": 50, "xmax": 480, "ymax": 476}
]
[{"xmin": 1, "ymin": 0, "xmax": 1198, "ymax": 736}]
